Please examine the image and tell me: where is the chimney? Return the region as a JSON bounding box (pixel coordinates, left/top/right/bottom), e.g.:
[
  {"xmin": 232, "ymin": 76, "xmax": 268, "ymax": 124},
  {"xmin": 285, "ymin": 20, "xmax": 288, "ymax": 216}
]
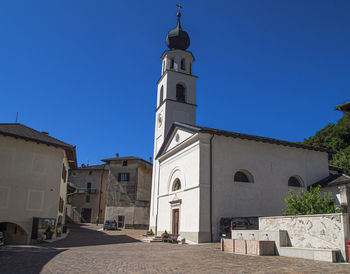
[
  {"xmin": 149, "ymin": 157, "xmax": 152, "ymax": 163},
  {"xmin": 116, "ymin": 153, "xmax": 119, "ymax": 158},
  {"xmin": 41, "ymin": 131, "xmax": 49, "ymax": 135},
  {"xmin": 81, "ymin": 164, "xmax": 85, "ymax": 167}
]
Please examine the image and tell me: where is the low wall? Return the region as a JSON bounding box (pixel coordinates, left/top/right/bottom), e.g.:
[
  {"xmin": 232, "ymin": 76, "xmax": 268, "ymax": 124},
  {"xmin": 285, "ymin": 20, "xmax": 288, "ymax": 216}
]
[{"xmin": 259, "ymin": 213, "xmax": 349, "ymax": 261}]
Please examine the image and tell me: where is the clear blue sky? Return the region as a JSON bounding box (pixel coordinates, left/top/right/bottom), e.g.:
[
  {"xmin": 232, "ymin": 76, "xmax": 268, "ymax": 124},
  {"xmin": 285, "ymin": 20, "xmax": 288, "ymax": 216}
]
[{"xmin": 1, "ymin": 1, "xmax": 349, "ymax": 166}]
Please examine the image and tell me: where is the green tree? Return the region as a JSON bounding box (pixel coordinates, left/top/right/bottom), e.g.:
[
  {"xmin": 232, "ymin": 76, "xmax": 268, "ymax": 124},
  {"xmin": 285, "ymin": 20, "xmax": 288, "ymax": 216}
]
[
  {"xmin": 303, "ymin": 115, "xmax": 350, "ymax": 174},
  {"xmin": 283, "ymin": 185, "xmax": 337, "ymax": 216}
]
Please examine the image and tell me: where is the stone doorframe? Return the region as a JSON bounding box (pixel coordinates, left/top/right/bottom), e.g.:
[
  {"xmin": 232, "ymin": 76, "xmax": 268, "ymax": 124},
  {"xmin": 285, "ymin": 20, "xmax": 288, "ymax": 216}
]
[{"xmin": 169, "ymin": 198, "xmax": 182, "ymax": 234}]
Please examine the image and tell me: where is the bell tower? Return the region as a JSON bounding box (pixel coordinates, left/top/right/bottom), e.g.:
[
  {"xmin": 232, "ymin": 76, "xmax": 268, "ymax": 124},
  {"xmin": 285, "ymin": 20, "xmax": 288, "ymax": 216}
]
[{"xmin": 149, "ymin": 7, "xmax": 197, "ymax": 233}]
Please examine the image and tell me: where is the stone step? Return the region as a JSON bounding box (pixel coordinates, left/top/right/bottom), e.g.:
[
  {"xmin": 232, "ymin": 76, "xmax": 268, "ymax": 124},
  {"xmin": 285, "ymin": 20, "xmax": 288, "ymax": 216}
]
[
  {"xmin": 150, "ymin": 238, "xmax": 163, "ymax": 243},
  {"xmin": 279, "ymin": 246, "xmax": 339, "ymax": 262}
]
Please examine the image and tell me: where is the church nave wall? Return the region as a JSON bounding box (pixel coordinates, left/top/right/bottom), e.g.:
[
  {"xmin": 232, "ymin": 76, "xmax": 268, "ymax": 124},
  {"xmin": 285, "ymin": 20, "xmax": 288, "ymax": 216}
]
[{"xmin": 210, "ymin": 135, "xmax": 329, "ymax": 241}]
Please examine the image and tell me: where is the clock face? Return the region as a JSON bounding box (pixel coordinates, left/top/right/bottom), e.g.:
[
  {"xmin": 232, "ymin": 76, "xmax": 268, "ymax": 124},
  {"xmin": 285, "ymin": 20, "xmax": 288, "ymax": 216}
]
[{"xmin": 158, "ymin": 113, "xmax": 163, "ymax": 127}]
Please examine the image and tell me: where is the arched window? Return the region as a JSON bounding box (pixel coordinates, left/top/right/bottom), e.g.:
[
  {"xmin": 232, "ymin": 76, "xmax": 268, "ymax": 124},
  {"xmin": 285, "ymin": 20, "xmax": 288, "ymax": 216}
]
[
  {"xmin": 234, "ymin": 170, "xmax": 254, "ymax": 183},
  {"xmin": 159, "ymin": 86, "xmax": 164, "ymax": 104},
  {"xmin": 176, "ymin": 84, "xmax": 186, "ymax": 103},
  {"xmin": 181, "ymin": 58, "xmax": 185, "ymax": 70},
  {"xmin": 170, "ymin": 58, "xmax": 174, "ymax": 69},
  {"xmin": 288, "ymin": 176, "xmax": 303, "ymax": 187},
  {"xmin": 172, "ymin": 179, "xmax": 181, "ymax": 191}
]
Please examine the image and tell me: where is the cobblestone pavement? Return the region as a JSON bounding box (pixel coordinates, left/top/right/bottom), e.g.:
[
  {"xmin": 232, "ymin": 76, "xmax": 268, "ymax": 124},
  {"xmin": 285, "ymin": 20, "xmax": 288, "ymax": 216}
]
[{"xmin": 0, "ymin": 223, "xmax": 350, "ymax": 273}]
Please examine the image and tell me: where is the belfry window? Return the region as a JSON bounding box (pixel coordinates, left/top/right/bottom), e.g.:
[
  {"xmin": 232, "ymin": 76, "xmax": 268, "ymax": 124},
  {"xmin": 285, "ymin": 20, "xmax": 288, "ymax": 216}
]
[
  {"xmin": 176, "ymin": 84, "xmax": 186, "ymax": 103},
  {"xmin": 170, "ymin": 58, "xmax": 174, "ymax": 69},
  {"xmin": 181, "ymin": 59, "xmax": 185, "ymax": 70},
  {"xmin": 160, "ymin": 86, "xmax": 164, "ymax": 104}
]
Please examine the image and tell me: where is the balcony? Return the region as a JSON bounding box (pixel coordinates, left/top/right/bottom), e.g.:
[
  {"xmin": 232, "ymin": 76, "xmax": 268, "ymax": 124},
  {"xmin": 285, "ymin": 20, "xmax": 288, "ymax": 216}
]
[{"xmin": 76, "ymin": 188, "xmax": 98, "ymax": 194}]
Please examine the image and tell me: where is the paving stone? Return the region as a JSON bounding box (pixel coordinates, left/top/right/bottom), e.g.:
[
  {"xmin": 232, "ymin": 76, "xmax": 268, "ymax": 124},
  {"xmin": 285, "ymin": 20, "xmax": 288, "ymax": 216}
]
[{"xmin": 0, "ymin": 223, "xmax": 349, "ymax": 273}]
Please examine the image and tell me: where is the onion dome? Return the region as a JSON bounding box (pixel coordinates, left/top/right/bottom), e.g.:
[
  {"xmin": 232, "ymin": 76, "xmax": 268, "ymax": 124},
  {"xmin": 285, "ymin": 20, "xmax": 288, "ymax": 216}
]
[{"xmin": 166, "ymin": 11, "xmax": 190, "ymax": 50}]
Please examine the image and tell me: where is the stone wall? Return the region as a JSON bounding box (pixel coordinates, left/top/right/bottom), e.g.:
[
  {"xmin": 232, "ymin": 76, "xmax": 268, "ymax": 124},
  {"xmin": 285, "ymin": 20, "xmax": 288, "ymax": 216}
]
[{"xmin": 259, "ymin": 213, "xmax": 349, "ymax": 261}]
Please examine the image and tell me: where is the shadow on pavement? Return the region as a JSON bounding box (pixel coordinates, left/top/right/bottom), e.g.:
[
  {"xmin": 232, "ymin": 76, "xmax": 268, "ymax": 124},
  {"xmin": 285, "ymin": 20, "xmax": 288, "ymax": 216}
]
[
  {"xmin": 0, "ymin": 246, "xmax": 66, "ymax": 274},
  {"xmin": 39, "ymin": 223, "xmax": 140, "ymax": 248}
]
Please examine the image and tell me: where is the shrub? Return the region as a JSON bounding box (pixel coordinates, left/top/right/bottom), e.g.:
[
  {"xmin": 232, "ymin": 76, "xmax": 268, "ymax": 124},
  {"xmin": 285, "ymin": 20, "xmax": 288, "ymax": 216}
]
[
  {"xmin": 283, "ymin": 185, "xmax": 340, "ymax": 216},
  {"xmin": 161, "ymin": 230, "xmax": 169, "ymax": 239},
  {"xmin": 146, "ymin": 229, "xmax": 154, "ymax": 236}
]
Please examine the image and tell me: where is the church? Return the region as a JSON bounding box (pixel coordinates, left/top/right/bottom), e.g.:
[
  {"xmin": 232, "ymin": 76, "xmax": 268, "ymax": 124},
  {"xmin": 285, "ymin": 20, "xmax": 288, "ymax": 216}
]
[{"xmin": 149, "ymin": 10, "xmax": 330, "ymax": 243}]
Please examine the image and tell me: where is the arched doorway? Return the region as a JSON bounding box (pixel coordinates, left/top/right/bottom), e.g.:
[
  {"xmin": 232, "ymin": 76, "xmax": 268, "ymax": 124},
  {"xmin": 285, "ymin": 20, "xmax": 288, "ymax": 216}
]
[{"xmin": 0, "ymin": 222, "xmax": 28, "ymax": 245}]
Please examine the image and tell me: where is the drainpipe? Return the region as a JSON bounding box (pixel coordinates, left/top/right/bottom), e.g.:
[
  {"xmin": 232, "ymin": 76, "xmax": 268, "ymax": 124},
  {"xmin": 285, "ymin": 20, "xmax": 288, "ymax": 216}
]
[
  {"xmin": 209, "ymin": 134, "xmax": 214, "ymax": 242},
  {"xmin": 97, "ymin": 164, "xmax": 106, "ymax": 222}
]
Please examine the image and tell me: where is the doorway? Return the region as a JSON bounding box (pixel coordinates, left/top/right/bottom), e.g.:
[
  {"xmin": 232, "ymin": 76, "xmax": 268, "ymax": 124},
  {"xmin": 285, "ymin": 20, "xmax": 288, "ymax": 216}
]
[
  {"xmin": 172, "ymin": 209, "xmax": 179, "ymax": 235},
  {"xmin": 81, "ymin": 208, "xmax": 92, "ymax": 223},
  {"xmin": 0, "ymin": 222, "xmax": 27, "ymax": 245}
]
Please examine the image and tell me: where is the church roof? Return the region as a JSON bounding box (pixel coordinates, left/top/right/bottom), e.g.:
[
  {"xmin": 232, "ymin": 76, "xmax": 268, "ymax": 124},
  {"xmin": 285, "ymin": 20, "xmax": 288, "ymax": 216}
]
[
  {"xmin": 101, "ymin": 156, "xmax": 152, "ymax": 166},
  {"xmin": 309, "ymin": 173, "xmax": 350, "ymax": 189},
  {"xmin": 0, "ymin": 123, "xmax": 77, "ymax": 168},
  {"xmin": 73, "ymin": 164, "xmax": 107, "ymax": 170},
  {"xmin": 156, "ymin": 122, "xmax": 333, "ymax": 159}
]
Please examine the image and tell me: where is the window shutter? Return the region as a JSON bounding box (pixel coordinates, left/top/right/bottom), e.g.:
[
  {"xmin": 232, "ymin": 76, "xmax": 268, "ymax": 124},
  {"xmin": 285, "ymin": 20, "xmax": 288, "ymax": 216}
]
[
  {"xmin": 118, "ymin": 173, "xmax": 121, "ymax": 181},
  {"xmin": 126, "ymin": 173, "xmax": 130, "ymax": 181}
]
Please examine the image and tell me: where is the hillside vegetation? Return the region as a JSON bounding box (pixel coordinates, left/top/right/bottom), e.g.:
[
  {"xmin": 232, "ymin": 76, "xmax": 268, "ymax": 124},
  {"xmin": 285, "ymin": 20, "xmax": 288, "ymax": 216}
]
[{"xmin": 303, "ymin": 116, "xmax": 350, "ymax": 174}]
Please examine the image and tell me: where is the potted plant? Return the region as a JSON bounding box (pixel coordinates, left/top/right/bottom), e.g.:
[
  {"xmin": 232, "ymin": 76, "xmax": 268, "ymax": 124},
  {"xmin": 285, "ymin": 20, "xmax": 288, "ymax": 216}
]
[
  {"xmin": 45, "ymin": 226, "xmax": 53, "ymax": 240},
  {"xmin": 56, "ymin": 228, "xmax": 61, "ymax": 237},
  {"xmin": 146, "ymin": 229, "xmax": 154, "ymax": 237},
  {"xmin": 161, "ymin": 230, "xmax": 169, "ymax": 241}
]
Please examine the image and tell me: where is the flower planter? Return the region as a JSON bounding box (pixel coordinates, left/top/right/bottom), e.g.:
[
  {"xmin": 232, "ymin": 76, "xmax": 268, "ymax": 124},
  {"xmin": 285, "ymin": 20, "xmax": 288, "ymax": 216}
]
[
  {"xmin": 220, "ymin": 238, "xmax": 235, "ymax": 253},
  {"xmin": 235, "ymin": 239, "xmax": 247, "ymax": 254},
  {"xmin": 246, "ymin": 240, "xmax": 275, "ymax": 256}
]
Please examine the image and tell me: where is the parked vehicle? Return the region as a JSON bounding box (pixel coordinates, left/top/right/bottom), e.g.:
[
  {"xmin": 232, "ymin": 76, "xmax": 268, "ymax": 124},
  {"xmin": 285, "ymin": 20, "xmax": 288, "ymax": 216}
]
[
  {"xmin": 219, "ymin": 217, "xmax": 232, "ymax": 239},
  {"xmin": 0, "ymin": 232, "xmax": 4, "ymax": 246},
  {"xmin": 103, "ymin": 220, "xmax": 117, "ymax": 230}
]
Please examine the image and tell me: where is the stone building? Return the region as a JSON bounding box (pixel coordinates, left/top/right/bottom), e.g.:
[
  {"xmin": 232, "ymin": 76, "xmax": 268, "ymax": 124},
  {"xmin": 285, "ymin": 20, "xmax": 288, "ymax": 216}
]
[
  {"xmin": 102, "ymin": 156, "xmax": 152, "ymax": 229},
  {"xmin": 149, "ymin": 11, "xmax": 334, "ymax": 243},
  {"xmin": 0, "ymin": 123, "xmax": 76, "ymax": 244},
  {"xmin": 67, "ymin": 164, "xmax": 108, "ymax": 224}
]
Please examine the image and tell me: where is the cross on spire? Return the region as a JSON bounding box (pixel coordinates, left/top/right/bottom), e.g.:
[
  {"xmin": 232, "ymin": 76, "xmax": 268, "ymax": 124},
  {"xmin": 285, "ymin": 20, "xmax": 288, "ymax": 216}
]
[{"xmin": 176, "ymin": 3, "xmax": 183, "ymax": 13}]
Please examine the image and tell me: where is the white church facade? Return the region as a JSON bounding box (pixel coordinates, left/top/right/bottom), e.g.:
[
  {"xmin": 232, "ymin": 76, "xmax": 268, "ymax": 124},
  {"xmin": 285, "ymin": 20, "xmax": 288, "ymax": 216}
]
[{"xmin": 149, "ymin": 10, "xmax": 330, "ymax": 243}]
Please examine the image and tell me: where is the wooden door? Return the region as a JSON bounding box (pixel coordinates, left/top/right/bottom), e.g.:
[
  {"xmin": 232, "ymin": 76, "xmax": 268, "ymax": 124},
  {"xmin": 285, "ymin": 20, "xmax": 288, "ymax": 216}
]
[{"xmin": 173, "ymin": 209, "xmax": 179, "ymax": 235}]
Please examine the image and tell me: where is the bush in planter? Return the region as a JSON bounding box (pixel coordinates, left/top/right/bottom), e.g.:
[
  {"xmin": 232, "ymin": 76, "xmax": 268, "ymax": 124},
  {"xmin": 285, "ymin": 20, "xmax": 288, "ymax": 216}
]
[
  {"xmin": 45, "ymin": 226, "xmax": 53, "ymax": 240},
  {"xmin": 161, "ymin": 230, "xmax": 169, "ymax": 239},
  {"xmin": 146, "ymin": 229, "xmax": 154, "ymax": 236},
  {"xmin": 284, "ymin": 185, "xmax": 341, "ymax": 216},
  {"xmin": 56, "ymin": 228, "xmax": 61, "ymax": 237}
]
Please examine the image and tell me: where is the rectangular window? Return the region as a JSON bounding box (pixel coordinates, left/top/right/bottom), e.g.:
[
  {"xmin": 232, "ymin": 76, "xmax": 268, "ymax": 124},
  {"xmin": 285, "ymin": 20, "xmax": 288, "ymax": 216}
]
[
  {"xmin": 120, "ymin": 193, "xmax": 126, "ymax": 201},
  {"xmin": 118, "ymin": 173, "xmax": 130, "ymax": 181},
  {"xmin": 85, "ymin": 195, "xmax": 90, "ymax": 203},
  {"xmin": 170, "ymin": 59, "xmax": 174, "ymax": 69},
  {"xmin": 61, "ymin": 165, "xmax": 67, "ymax": 182},
  {"xmin": 117, "ymin": 216, "xmax": 125, "ymax": 228},
  {"xmin": 122, "ymin": 160, "xmax": 128, "ymax": 166},
  {"xmin": 59, "ymin": 197, "xmax": 64, "ymax": 213}
]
